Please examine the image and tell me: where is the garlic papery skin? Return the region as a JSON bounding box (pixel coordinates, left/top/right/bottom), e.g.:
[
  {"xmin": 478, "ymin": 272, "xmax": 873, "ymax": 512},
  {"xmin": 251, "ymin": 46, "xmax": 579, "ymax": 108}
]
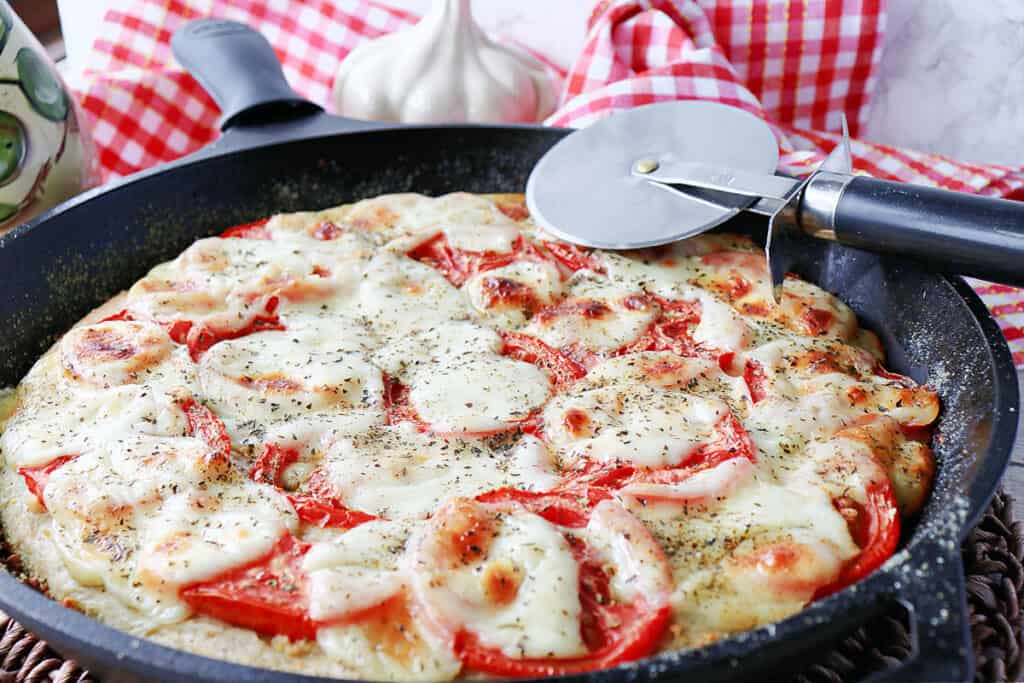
[{"xmin": 331, "ymin": 0, "xmax": 557, "ymax": 124}]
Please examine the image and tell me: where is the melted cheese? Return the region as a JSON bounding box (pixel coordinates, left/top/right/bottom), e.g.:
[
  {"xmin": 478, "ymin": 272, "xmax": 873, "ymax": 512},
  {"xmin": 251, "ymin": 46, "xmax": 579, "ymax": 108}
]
[
  {"xmin": 464, "ymin": 259, "xmax": 563, "ymax": 329},
  {"xmin": 376, "ymin": 322, "xmax": 550, "ymax": 433},
  {"xmin": 351, "ymin": 252, "xmax": 473, "ymax": 340},
  {"xmin": 317, "ymin": 606, "xmax": 460, "ymax": 683},
  {"xmin": 523, "ymin": 273, "xmax": 656, "ymax": 352},
  {"xmin": 640, "ymin": 476, "xmax": 858, "ymax": 644},
  {"xmin": 320, "ymin": 426, "xmax": 558, "ymax": 519},
  {"xmin": 60, "ymin": 321, "xmax": 174, "ymax": 387},
  {"xmin": 1, "ymin": 384, "xmax": 190, "ymax": 469},
  {"xmin": 544, "ymin": 353, "xmax": 740, "ymax": 468},
  {"xmin": 43, "ymin": 434, "xmax": 295, "ymax": 622},
  {"xmin": 411, "ymin": 502, "xmax": 586, "ymax": 659},
  {"xmin": 304, "ymin": 520, "xmax": 413, "ymax": 621},
  {"xmin": 198, "ymin": 323, "xmax": 383, "ymax": 427}
]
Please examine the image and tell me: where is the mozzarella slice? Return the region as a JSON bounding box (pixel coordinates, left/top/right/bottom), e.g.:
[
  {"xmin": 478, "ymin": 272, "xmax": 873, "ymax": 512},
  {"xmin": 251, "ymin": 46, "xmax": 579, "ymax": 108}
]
[
  {"xmin": 545, "ymin": 385, "xmax": 729, "ymax": 467},
  {"xmin": 581, "ymin": 500, "xmax": 673, "ymax": 605},
  {"xmin": 375, "ymin": 322, "xmax": 550, "ymax": 433},
  {"xmin": 43, "ymin": 434, "xmax": 295, "ymax": 623},
  {"xmin": 523, "ymin": 273, "xmax": 656, "ymax": 353},
  {"xmin": 137, "ymin": 483, "xmax": 295, "ymax": 590},
  {"xmin": 409, "ymin": 499, "xmax": 586, "ymax": 659},
  {"xmin": 463, "ymin": 259, "xmax": 563, "ymax": 329},
  {"xmin": 198, "ymin": 323, "xmax": 383, "ymax": 427},
  {"xmin": 319, "ymin": 426, "xmax": 558, "ymax": 519},
  {"xmin": 351, "ymin": 252, "xmax": 474, "ymax": 341},
  {"xmin": 60, "ymin": 321, "xmax": 173, "ymax": 387},
  {"xmin": 2, "ymin": 385, "xmax": 190, "ymax": 469},
  {"xmin": 620, "ymin": 456, "xmax": 755, "ymax": 505}
]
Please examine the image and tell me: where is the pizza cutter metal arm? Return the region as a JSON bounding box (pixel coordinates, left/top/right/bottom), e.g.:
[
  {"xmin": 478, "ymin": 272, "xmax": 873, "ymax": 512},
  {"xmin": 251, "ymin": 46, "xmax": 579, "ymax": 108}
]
[{"xmin": 635, "ymin": 124, "xmax": 1024, "ymax": 299}]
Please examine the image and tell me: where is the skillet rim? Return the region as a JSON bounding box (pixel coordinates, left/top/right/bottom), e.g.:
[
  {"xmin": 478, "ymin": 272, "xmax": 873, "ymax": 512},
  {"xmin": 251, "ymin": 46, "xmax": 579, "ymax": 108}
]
[{"xmin": 0, "ymin": 123, "xmax": 1016, "ymax": 682}]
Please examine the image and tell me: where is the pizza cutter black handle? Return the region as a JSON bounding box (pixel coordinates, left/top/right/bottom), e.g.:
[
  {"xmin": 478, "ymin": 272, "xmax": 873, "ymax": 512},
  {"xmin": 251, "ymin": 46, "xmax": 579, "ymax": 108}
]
[
  {"xmin": 832, "ymin": 175, "xmax": 1024, "ymax": 286},
  {"xmin": 171, "ymin": 18, "xmax": 322, "ymax": 130},
  {"xmin": 867, "ymin": 539, "xmax": 974, "ymax": 683}
]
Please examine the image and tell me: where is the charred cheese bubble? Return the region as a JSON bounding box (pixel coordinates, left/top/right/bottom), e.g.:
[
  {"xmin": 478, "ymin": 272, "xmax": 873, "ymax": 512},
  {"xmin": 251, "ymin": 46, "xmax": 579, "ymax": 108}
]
[
  {"xmin": 0, "ymin": 193, "xmax": 939, "ymax": 681},
  {"xmin": 463, "ymin": 259, "xmax": 563, "ymax": 329},
  {"xmin": 60, "ymin": 321, "xmax": 173, "ymax": 387}
]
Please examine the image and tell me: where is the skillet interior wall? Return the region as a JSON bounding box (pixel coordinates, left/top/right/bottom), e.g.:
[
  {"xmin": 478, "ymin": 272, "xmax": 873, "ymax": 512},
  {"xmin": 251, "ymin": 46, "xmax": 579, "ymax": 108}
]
[{"xmin": 0, "ymin": 123, "xmax": 1005, "ymax": 536}]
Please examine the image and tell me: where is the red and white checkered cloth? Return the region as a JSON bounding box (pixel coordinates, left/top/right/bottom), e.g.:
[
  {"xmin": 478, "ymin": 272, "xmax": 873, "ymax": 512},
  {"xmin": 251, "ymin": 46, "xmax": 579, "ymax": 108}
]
[{"xmin": 72, "ymin": 0, "xmax": 1024, "ymax": 367}]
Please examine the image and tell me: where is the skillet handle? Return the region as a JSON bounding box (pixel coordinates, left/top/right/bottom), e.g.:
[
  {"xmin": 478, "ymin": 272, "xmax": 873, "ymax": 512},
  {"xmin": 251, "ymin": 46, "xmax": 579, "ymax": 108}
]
[
  {"xmin": 865, "ymin": 536, "xmax": 974, "ymax": 683},
  {"xmin": 171, "ymin": 18, "xmax": 322, "ymax": 130},
  {"xmin": 825, "ymin": 174, "xmax": 1024, "ymax": 287}
]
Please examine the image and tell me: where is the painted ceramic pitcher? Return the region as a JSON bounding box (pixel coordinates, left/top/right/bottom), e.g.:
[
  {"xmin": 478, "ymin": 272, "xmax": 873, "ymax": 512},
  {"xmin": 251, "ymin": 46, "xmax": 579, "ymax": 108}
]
[{"xmin": 0, "ymin": 2, "xmax": 95, "ymax": 234}]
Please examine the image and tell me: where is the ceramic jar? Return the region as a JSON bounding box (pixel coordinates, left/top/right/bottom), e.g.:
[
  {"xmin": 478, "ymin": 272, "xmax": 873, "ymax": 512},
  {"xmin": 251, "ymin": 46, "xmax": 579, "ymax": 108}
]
[{"xmin": 0, "ymin": 2, "xmax": 96, "ymax": 234}]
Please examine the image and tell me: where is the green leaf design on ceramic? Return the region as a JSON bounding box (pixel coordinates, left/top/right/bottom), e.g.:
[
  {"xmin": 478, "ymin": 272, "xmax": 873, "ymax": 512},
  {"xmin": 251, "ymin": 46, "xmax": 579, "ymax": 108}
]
[
  {"xmin": 0, "ymin": 201, "xmax": 17, "ymax": 222},
  {"xmin": 0, "ymin": 111, "xmax": 25, "ymax": 185},
  {"xmin": 0, "ymin": 3, "xmax": 12, "ymax": 55},
  {"xmin": 15, "ymin": 47, "xmax": 68, "ymax": 122}
]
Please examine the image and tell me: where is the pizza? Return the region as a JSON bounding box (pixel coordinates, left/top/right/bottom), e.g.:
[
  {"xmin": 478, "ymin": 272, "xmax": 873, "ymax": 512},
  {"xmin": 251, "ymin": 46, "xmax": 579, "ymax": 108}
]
[{"xmin": 0, "ymin": 192, "xmax": 937, "ymax": 680}]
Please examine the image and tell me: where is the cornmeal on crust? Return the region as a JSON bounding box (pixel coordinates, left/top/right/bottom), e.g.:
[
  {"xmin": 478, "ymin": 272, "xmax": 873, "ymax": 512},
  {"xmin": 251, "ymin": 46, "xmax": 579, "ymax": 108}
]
[{"xmin": 0, "ymin": 192, "xmax": 937, "ymax": 681}]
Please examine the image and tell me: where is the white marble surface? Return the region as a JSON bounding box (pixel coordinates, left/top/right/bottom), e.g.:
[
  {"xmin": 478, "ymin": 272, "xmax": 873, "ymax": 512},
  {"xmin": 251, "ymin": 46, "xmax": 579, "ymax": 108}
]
[
  {"xmin": 57, "ymin": 0, "xmax": 1024, "ymax": 166},
  {"xmin": 865, "ymin": 0, "xmax": 1024, "ymax": 166}
]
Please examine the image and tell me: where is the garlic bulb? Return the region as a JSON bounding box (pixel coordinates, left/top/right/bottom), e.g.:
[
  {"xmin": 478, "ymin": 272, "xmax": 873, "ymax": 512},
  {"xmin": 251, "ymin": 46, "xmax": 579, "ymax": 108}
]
[{"xmin": 332, "ymin": 0, "xmax": 557, "ymax": 124}]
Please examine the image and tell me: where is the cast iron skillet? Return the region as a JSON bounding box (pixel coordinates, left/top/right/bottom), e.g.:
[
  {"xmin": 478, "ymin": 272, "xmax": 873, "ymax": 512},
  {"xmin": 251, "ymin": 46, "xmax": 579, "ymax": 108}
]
[{"xmin": 0, "ymin": 18, "xmax": 1017, "ymax": 683}]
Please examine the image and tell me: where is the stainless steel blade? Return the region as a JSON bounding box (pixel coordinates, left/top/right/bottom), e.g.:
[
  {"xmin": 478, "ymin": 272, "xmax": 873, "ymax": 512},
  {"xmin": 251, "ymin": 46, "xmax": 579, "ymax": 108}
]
[
  {"xmin": 526, "ymin": 101, "xmax": 780, "ymax": 249},
  {"xmin": 766, "ymin": 116, "xmax": 854, "ymax": 300},
  {"xmin": 634, "ymin": 160, "xmax": 801, "ymax": 200}
]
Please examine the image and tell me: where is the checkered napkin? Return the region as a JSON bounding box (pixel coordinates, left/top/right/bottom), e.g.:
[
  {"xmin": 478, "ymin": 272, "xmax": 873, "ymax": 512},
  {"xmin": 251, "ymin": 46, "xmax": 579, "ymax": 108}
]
[{"xmin": 71, "ymin": 0, "xmax": 1024, "ymax": 366}]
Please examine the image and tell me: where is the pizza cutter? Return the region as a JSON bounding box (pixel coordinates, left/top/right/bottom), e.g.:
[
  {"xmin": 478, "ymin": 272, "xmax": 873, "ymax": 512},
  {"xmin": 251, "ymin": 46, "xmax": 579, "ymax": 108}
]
[{"xmin": 526, "ymin": 101, "xmax": 1024, "ymax": 300}]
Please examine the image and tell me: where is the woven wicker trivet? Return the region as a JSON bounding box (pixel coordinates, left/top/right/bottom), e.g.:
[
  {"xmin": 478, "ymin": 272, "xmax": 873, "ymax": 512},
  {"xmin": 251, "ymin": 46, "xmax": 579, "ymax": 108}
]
[{"xmin": 1, "ymin": 493, "xmax": 1021, "ymax": 683}]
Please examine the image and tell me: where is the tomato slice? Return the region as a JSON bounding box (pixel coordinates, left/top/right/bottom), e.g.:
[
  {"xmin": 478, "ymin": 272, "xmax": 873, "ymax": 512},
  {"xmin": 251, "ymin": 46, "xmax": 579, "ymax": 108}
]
[
  {"xmin": 408, "ymin": 234, "xmax": 517, "ymax": 287},
  {"xmin": 616, "ymin": 295, "xmax": 727, "ymax": 363},
  {"xmin": 185, "ymin": 296, "xmax": 285, "ymax": 361},
  {"xmin": 500, "ymin": 332, "xmax": 587, "ymax": 391},
  {"xmin": 101, "ymin": 296, "xmax": 283, "ymax": 361},
  {"xmin": 251, "ymin": 444, "xmax": 377, "ymax": 530},
  {"xmin": 475, "ymin": 488, "xmax": 603, "ymax": 529},
  {"xmin": 743, "ymin": 359, "xmax": 769, "ymax": 403},
  {"xmin": 178, "ymin": 398, "xmax": 231, "ymax": 464},
  {"xmin": 180, "ymin": 532, "xmax": 315, "ymax": 641},
  {"xmin": 17, "ymin": 454, "xmax": 79, "ymax": 509},
  {"xmin": 812, "ymin": 480, "xmax": 900, "ymax": 600},
  {"xmin": 408, "ymin": 234, "xmax": 556, "ymax": 287},
  {"xmin": 541, "ymin": 241, "xmax": 606, "ymax": 274},
  {"xmin": 100, "ymin": 309, "xmax": 192, "ymax": 344},
  {"xmin": 220, "ymin": 218, "xmax": 271, "ymax": 240},
  {"xmin": 287, "ymin": 494, "xmax": 378, "ymax": 530}
]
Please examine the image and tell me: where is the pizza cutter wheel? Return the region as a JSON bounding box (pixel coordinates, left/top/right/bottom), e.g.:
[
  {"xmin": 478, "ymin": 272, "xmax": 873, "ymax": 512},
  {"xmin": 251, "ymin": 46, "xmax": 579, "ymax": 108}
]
[{"xmin": 526, "ymin": 101, "xmax": 1024, "ymax": 300}]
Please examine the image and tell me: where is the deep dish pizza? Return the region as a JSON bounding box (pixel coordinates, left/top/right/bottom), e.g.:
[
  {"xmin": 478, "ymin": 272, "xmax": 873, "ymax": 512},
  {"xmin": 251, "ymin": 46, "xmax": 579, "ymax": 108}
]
[{"xmin": 0, "ymin": 192, "xmax": 937, "ymax": 680}]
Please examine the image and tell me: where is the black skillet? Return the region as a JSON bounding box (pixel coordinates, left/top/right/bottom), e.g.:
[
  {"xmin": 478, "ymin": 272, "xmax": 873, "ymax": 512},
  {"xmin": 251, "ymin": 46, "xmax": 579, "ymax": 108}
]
[{"xmin": 0, "ymin": 18, "xmax": 1017, "ymax": 683}]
